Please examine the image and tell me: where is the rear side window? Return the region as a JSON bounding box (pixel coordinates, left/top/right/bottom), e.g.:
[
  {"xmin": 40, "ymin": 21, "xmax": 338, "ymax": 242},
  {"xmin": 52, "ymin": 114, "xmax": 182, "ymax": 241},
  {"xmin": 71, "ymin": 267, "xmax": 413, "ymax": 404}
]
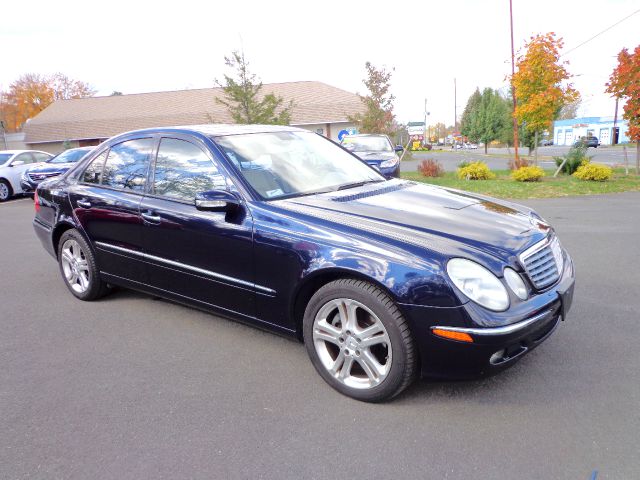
[
  {"xmin": 152, "ymin": 138, "xmax": 225, "ymax": 201},
  {"xmin": 101, "ymin": 138, "xmax": 154, "ymax": 192},
  {"xmin": 33, "ymin": 152, "xmax": 52, "ymax": 162},
  {"xmin": 82, "ymin": 151, "xmax": 108, "ymax": 184}
]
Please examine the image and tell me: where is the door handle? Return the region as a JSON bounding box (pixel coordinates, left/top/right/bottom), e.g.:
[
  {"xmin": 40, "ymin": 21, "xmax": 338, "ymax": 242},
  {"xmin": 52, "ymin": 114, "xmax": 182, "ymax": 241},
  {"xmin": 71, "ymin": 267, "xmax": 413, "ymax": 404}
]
[
  {"xmin": 141, "ymin": 211, "xmax": 162, "ymax": 224},
  {"xmin": 77, "ymin": 199, "xmax": 92, "ymax": 209}
]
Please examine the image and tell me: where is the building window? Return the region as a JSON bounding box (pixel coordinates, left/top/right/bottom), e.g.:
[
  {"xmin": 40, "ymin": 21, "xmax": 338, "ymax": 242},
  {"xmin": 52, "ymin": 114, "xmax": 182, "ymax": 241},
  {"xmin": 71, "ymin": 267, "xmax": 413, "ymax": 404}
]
[{"xmin": 316, "ymin": 128, "xmax": 324, "ymax": 135}]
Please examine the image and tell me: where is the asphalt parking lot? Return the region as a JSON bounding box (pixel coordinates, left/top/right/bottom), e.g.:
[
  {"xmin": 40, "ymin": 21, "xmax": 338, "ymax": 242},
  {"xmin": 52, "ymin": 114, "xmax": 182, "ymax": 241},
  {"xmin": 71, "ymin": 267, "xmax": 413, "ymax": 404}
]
[{"xmin": 2, "ymin": 193, "xmax": 639, "ymax": 479}]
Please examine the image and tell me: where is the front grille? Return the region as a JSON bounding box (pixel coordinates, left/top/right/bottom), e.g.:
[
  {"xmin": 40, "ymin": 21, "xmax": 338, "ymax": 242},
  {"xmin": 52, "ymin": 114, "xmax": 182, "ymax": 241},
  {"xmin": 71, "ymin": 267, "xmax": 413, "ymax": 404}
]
[
  {"xmin": 28, "ymin": 172, "xmax": 59, "ymax": 182},
  {"xmin": 520, "ymin": 236, "xmax": 563, "ymax": 289}
]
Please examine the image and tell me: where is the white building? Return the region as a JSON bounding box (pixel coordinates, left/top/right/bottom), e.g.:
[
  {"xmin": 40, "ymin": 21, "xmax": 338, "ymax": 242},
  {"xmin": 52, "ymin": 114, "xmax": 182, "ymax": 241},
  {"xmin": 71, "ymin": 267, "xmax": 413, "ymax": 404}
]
[{"xmin": 553, "ymin": 116, "xmax": 630, "ymax": 146}]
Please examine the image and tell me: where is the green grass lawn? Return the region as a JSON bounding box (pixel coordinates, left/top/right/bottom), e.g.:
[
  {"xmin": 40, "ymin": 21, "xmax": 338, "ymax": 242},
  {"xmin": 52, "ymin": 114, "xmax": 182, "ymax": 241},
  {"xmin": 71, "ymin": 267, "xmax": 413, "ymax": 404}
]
[{"xmin": 401, "ymin": 169, "xmax": 640, "ymax": 199}]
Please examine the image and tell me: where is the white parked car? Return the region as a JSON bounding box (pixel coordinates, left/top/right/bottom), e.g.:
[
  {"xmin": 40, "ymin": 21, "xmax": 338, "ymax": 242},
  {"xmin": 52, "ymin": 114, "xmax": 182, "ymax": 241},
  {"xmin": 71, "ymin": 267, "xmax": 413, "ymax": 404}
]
[{"xmin": 0, "ymin": 150, "xmax": 53, "ymax": 202}]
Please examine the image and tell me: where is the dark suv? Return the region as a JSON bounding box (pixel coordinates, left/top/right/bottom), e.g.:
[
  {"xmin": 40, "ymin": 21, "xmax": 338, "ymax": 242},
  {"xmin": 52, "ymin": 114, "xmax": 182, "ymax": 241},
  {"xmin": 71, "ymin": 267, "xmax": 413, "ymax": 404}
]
[{"xmin": 574, "ymin": 136, "xmax": 599, "ymax": 148}]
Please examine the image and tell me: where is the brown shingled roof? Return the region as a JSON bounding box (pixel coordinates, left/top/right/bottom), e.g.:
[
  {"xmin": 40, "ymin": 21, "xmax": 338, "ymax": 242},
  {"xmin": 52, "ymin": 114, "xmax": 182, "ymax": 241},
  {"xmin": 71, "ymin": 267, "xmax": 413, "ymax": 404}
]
[{"xmin": 24, "ymin": 81, "xmax": 365, "ymax": 143}]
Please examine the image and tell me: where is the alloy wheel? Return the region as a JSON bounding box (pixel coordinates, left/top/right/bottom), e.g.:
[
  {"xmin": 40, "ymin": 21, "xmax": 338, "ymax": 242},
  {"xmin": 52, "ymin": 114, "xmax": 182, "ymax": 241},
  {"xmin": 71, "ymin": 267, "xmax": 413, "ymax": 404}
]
[
  {"xmin": 60, "ymin": 239, "xmax": 91, "ymax": 294},
  {"xmin": 0, "ymin": 183, "xmax": 9, "ymax": 201},
  {"xmin": 312, "ymin": 298, "xmax": 392, "ymax": 390}
]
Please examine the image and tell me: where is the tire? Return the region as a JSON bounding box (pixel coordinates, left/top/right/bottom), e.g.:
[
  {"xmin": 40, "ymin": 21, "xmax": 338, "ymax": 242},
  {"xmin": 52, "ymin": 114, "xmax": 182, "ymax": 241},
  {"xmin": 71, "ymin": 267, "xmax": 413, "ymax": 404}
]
[
  {"xmin": 303, "ymin": 279, "xmax": 417, "ymax": 402},
  {"xmin": 58, "ymin": 229, "xmax": 110, "ymax": 301},
  {"xmin": 0, "ymin": 179, "xmax": 12, "ymax": 202}
]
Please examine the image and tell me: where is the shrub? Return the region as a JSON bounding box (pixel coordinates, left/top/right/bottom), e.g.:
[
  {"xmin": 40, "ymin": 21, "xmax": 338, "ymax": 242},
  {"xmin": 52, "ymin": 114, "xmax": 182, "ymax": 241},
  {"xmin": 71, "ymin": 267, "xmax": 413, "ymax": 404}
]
[
  {"xmin": 508, "ymin": 156, "xmax": 530, "ymax": 170},
  {"xmin": 417, "ymin": 158, "xmax": 444, "ymax": 177},
  {"xmin": 457, "ymin": 160, "xmax": 470, "ymax": 169},
  {"xmin": 573, "ymin": 163, "xmax": 612, "ymax": 181},
  {"xmin": 512, "ymin": 166, "xmax": 545, "ymax": 182},
  {"xmin": 457, "ymin": 161, "xmax": 496, "ymax": 180},
  {"xmin": 554, "ymin": 144, "xmax": 589, "ymax": 175}
]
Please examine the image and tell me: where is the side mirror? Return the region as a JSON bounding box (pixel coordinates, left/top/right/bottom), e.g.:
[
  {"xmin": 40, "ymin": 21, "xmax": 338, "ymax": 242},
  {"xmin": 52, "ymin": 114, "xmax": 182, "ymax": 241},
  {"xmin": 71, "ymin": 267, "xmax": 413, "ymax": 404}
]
[
  {"xmin": 11, "ymin": 160, "xmax": 25, "ymax": 167},
  {"xmin": 394, "ymin": 145, "xmax": 404, "ymax": 153},
  {"xmin": 195, "ymin": 190, "xmax": 241, "ymax": 212}
]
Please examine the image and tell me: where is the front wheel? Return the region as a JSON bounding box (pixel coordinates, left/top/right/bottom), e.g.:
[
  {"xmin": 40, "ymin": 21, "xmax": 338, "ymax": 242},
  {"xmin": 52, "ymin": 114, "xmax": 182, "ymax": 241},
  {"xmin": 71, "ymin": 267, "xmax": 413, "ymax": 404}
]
[
  {"xmin": 303, "ymin": 279, "xmax": 417, "ymax": 402},
  {"xmin": 58, "ymin": 229, "xmax": 110, "ymax": 301},
  {"xmin": 0, "ymin": 180, "xmax": 12, "ymax": 202}
]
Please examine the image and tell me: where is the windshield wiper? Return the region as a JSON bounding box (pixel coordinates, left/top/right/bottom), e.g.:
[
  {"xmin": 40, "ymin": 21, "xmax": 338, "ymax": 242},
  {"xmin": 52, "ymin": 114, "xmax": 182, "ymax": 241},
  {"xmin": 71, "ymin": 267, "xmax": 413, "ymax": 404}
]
[{"xmin": 336, "ymin": 179, "xmax": 384, "ymax": 191}]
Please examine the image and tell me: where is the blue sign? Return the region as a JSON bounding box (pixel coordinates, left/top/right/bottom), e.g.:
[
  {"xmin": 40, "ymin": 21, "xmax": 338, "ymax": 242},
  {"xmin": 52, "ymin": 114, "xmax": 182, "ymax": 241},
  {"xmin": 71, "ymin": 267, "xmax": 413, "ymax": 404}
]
[{"xmin": 338, "ymin": 128, "xmax": 358, "ymax": 141}]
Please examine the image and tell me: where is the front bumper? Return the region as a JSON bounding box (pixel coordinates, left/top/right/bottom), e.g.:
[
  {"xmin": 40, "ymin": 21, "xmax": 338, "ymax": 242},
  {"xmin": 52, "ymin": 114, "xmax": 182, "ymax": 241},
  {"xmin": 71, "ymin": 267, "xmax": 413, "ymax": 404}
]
[
  {"xmin": 20, "ymin": 179, "xmax": 37, "ymax": 194},
  {"xmin": 402, "ymin": 256, "xmax": 575, "ymax": 379}
]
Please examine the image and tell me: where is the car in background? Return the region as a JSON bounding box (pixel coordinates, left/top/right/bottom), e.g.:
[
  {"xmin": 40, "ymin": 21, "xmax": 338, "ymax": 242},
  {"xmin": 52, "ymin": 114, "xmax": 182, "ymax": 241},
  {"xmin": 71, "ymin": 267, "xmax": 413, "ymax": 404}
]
[
  {"xmin": 21, "ymin": 147, "xmax": 94, "ymax": 195},
  {"xmin": 540, "ymin": 139, "xmax": 553, "ymax": 146},
  {"xmin": 574, "ymin": 136, "xmax": 599, "ymax": 148},
  {"xmin": 0, "ymin": 150, "xmax": 53, "ymax": 202},
  {"xmin": 33, "ymin": 124, "xmax": 575, "ymax": 402},
  {"xmin": 464, "ymin": 143, "xmax": 478, "ymax": 149},
  {"xmin": 340, "ymin": 134, "xmax": 401, "ymax": 178}
]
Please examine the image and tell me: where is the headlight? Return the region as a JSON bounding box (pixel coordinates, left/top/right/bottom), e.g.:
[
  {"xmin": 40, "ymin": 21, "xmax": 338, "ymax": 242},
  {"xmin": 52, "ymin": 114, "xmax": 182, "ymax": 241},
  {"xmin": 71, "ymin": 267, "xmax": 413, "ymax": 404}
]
[
  {"xmin": 504, "ymin": 267, "xmax": 528, "ymax": 300},
  {"xmin": 21, "ymin": 170, "xmax": 30, "ymax": 181},
  {"xmin": 446, "ymin": 258, "xmax": 509, "ymax": 311},
  {"xmin": 380, "ymin": 157, "xmax": 399, "ymax": 168}
]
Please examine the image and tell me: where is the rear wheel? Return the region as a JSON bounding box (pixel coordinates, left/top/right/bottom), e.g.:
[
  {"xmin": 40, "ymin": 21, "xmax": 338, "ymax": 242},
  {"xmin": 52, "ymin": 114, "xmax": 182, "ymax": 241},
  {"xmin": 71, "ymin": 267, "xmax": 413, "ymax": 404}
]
[
  {"xmin": 303, "ymin": 279, "xmax": 417, "ymax": 402},
  {"xmin": 58, "ymin": 229, "xmax": 110, "ymax": 301},
  {"xmin": 0, "ymin": 180, "xmax": 12, "ymax": 202}
]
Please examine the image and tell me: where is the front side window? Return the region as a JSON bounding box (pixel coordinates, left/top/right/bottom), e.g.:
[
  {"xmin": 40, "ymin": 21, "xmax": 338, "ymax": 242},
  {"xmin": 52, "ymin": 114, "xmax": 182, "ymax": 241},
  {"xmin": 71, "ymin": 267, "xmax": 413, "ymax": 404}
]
[
  {"xmin": 152, "ymin": 138, "xmax": 226, "ymax": 201},
  {"xmin": 14, "ymin": 153, "xmax": 35, "ymax": 164},
  {"xmin": 102, "ymin": 138, "xmax": 153, "ymax": 192},
  {"xmin": 33, "ymin": 152, "xmax": 53, "ymax": 162},
  {"xmin": 215, "ymin": 131, "xmax": 384, "ymax": 200}
]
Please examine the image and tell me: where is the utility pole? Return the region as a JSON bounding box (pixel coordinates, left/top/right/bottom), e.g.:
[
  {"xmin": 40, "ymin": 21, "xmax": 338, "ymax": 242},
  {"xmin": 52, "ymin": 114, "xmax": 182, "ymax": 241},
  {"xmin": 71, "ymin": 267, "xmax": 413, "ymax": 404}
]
[
  {"xmin": 424, "ymin": 98, "xmax": 430, "ymax": 144},
  {"xmin": 613, "ymin": 97, "xmax": 619, "ymax": 144},
  {"xmin": 454, "ymin": 78, "xmax": 457, "ymax": 132},
  {"xmin": 509, "ymin": 0, "xmax": 520, "ymax": 163}
]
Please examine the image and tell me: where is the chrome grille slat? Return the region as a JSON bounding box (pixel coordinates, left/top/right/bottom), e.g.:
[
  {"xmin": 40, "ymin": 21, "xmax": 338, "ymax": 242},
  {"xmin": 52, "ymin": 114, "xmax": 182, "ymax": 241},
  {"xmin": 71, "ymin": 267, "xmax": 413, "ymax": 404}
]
[{"xmin": 520, "ymin": 236, "xmax": 562, "ymax": 289}]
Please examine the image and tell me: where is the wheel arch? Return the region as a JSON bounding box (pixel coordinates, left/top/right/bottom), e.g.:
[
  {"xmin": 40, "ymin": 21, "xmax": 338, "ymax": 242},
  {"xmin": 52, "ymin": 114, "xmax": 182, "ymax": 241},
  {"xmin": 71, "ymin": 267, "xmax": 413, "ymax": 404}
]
[
  {"xmin": 51, "ymin": 221, "xmax": 79, "ymax": 258},
  {"xmin": 291, "ymin": 267, "xmax": 399, "ymax": 341}
]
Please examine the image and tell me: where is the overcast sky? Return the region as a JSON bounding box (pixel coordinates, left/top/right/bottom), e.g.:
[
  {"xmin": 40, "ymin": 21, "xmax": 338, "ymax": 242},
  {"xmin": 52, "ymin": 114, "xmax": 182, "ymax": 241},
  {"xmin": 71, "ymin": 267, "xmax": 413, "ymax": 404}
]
[{"xmin": 2, "ymin": 0, "xmax": 638, "ymax": 126}]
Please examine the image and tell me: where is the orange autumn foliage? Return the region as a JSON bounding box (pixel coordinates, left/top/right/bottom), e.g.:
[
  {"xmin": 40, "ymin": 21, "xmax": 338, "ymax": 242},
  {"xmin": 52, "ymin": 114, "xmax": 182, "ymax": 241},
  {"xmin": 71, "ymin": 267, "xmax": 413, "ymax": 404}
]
[
  {"xmin": 0, "ymin": 73, "xmax": 95, "ymax": 132},
  {"xmin": 512, "ymin": 33, "xmax": 578, "ymax": 134},
  {"xmin": 606, "ymin": 45, "xmax": 640, "ymax": 142}
]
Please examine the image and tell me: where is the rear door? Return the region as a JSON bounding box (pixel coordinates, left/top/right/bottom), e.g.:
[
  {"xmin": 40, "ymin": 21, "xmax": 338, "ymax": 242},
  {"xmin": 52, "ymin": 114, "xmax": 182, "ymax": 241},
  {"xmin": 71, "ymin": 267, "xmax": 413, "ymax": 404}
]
[
  {"xmin": 69, "ymin": 137, "xmax": 155, "ymax": 283},
  {"xmin": 139, "ymin": 135, "xmax": 256, "ymax": 317}
]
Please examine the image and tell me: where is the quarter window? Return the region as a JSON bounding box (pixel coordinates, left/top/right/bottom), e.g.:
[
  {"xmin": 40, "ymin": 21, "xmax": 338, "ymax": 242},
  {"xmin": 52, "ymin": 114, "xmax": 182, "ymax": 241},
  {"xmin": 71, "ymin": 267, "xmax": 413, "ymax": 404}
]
[
  {"xmin": 152, "ymin": 138, "xmax": 225, "ymax": 201},
  {"xmin": 82, "ymin": 151, "xmax": 108, "ymax": 184},
  {"xmin": 102, "ymin": 138, "xmax": 153, "ymax": 192}
]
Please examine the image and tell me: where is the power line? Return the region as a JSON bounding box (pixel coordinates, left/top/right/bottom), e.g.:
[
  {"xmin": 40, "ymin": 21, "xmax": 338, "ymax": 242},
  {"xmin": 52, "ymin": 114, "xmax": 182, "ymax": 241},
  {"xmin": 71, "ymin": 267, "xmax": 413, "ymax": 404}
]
[{"xmin": 561, "ymin": 8, "xmax": 640, "ymax": 57}]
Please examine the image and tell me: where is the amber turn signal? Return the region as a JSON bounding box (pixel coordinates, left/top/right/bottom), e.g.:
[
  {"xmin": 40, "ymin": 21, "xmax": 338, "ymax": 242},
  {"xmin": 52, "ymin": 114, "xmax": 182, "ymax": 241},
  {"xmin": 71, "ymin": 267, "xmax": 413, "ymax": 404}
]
[{"xmin": 432, "ymin": 329, "xmax": 474, "ymax": 343}]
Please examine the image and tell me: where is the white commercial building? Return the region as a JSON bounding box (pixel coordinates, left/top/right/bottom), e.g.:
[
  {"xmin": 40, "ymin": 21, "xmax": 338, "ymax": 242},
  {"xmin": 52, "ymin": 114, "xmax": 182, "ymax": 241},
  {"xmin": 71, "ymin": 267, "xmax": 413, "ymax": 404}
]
[{"xmin": 553, "ymin": 116, "xmax": 630, "ymax": 146}]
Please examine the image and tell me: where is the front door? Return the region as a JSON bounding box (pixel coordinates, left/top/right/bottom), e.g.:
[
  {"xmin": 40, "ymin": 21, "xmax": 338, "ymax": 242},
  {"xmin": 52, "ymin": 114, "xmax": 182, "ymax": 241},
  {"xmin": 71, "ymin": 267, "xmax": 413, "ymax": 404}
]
[{"xmin": 139, "ymin": 136, "xmax": 255, "ymax": 318}]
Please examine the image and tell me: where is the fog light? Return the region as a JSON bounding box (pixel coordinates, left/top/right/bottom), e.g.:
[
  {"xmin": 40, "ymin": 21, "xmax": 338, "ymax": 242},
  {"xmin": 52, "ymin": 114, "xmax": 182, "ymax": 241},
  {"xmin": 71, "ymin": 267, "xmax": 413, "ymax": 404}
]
[
  {"xmin": 490, "ymin": 349, "xmax": 506, "ymax": 365},
  {"xmin": 432, "ymin": 329, "xmax": 473, "ymax": 343}
]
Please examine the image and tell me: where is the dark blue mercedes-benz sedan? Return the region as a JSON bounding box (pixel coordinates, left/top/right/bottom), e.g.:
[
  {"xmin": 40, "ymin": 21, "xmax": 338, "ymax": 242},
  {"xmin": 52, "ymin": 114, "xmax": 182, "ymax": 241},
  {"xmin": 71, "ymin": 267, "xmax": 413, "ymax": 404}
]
[{"xmin": 33, "ymin": 124, "xmax": 575, "ymax": 402}]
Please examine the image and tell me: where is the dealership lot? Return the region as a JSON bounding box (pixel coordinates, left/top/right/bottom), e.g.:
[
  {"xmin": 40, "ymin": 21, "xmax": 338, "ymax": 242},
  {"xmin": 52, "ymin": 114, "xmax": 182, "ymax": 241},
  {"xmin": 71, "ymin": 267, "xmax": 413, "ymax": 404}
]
[{"xmin": 1, "ymin": 193, "xmax": 639, "ymax": 479}]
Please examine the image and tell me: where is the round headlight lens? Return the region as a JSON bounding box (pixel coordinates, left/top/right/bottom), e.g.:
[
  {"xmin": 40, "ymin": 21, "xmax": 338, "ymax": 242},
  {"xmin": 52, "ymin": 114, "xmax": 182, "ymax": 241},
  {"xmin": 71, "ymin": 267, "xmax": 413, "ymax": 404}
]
[
  {"xmin": 504, "ymin": 267, "xmax": 528, "ymax": 300},
  {"xmin": 446, "ymin": 258, "xmax": 509, "ymax": 311}
]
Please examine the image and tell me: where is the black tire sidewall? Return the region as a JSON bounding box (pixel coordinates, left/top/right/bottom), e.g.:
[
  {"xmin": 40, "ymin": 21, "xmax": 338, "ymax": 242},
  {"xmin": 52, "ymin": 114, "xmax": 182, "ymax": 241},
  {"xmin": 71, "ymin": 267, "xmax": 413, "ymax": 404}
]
[
  {"xmin": 0, "ymin": 180, "xmax": 12, "ymax": 202},
  {"xmin": 57, "ymin": 229, "xmax": 104, "ymax": 301},
  {"xmin": 303, "ymin": 279, "xmax": 414, "ymax": 402}
]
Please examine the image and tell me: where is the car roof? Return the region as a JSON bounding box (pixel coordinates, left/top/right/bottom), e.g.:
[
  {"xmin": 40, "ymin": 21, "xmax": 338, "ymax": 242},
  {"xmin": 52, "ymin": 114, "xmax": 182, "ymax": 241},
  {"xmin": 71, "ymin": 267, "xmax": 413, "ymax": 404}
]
[
  {"xmin": 0, "ymin": 150, "xmax": 51, "ymax": 155},
  {"xmin": 122, "ymin": 124, "xmax": 307, "ymax": 138}
]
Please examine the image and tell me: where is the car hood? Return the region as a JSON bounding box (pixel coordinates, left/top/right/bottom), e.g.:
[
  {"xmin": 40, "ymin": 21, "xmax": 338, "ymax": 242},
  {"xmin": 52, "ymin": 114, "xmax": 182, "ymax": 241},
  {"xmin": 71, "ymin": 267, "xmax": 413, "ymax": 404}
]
[
  {"xmin": 274, "ymin": 180, "xmax": 548, "ymax": 264},
  {"xmin": 28, "ymin": 163, "xmax": 75, "ymax": 174},
  {"xmin": 351, "ymin": 151, "xmax": 397, "ymax": 164}
]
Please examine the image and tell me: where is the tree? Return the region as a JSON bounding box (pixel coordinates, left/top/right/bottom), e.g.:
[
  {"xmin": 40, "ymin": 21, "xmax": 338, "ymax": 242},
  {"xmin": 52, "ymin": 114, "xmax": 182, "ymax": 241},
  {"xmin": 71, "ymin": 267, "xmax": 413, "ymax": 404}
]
[
  {"xmin": 557, "ymin": 94, "xmax": 582, "ymax": 120},
  {"xmin": 349, "ymin": 62, "xmax": 396, "ymax": 136},
  {"xmin": 0, "ymin": 73, "xmax": 96, "ymax": 132},
  {"xmin": 606, "ymin": 45, "xmax": 640, "ymax": 170},
  {"xmin": 461, "ymin": 88, "xmax": 511, "ymax": 153},
  {"xmin": 215, "ymin": 50, "xmax": 293, "ymax": 125},
  {"xmin": 460, "ymin": 88, "xmax": 482, "ymax": 141},
  {"xmin": 512, "ymin": 33, "xmax": 578, "ymax": 163}
]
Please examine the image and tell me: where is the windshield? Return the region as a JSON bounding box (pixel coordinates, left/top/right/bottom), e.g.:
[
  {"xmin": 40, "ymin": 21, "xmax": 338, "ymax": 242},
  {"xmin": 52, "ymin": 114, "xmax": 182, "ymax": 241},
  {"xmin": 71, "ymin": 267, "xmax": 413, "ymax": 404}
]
[
  {"xmin": 215, "ymin": 131, "xmax": 384, "ymax": 200},
  {"xmin": 49, "ymin": 148, "xmax": 92, "ymax": 164},
  {"xmin": 341, "ymin": 136, "xmax": 393, "ymax": 152},
  {"xmin": 0, "ymin": 153, "xmax": 13, "ymax": 166}
]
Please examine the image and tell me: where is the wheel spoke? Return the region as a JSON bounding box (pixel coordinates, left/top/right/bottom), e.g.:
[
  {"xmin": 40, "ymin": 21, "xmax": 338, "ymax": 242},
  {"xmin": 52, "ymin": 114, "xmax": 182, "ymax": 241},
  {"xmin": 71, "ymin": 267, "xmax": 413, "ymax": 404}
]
[
  {"xmin": 329, "ymin": 349, "xmax": 346, "ymax": 375},
  {"xmin": 76, "ymin": 259, "xmax": 89, "ymax": 273},
  {"xmin": 338, "ymin": 355, "xmax": 354, "ymax": 380},
  {"xmin": 358, "ymin": 351, "xmax": 386, "ymax": 384},
  {"xmin": 314, "ymin": 320, "xmax": 342, "ymax": 346},
  {"xmin": 61, "ymin": 250, "xmax": 74, "ymax": 265},
  {"xmin": 338, "ymin": 300, "xmax": 358, "ymax": 333},
  {"xmin": 359, "ymin": 323, "xmax": 388, "ymax": 348},
  {"xmin": 77, "ymin": 272, "xmax": 89, "ymax": 291}
]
